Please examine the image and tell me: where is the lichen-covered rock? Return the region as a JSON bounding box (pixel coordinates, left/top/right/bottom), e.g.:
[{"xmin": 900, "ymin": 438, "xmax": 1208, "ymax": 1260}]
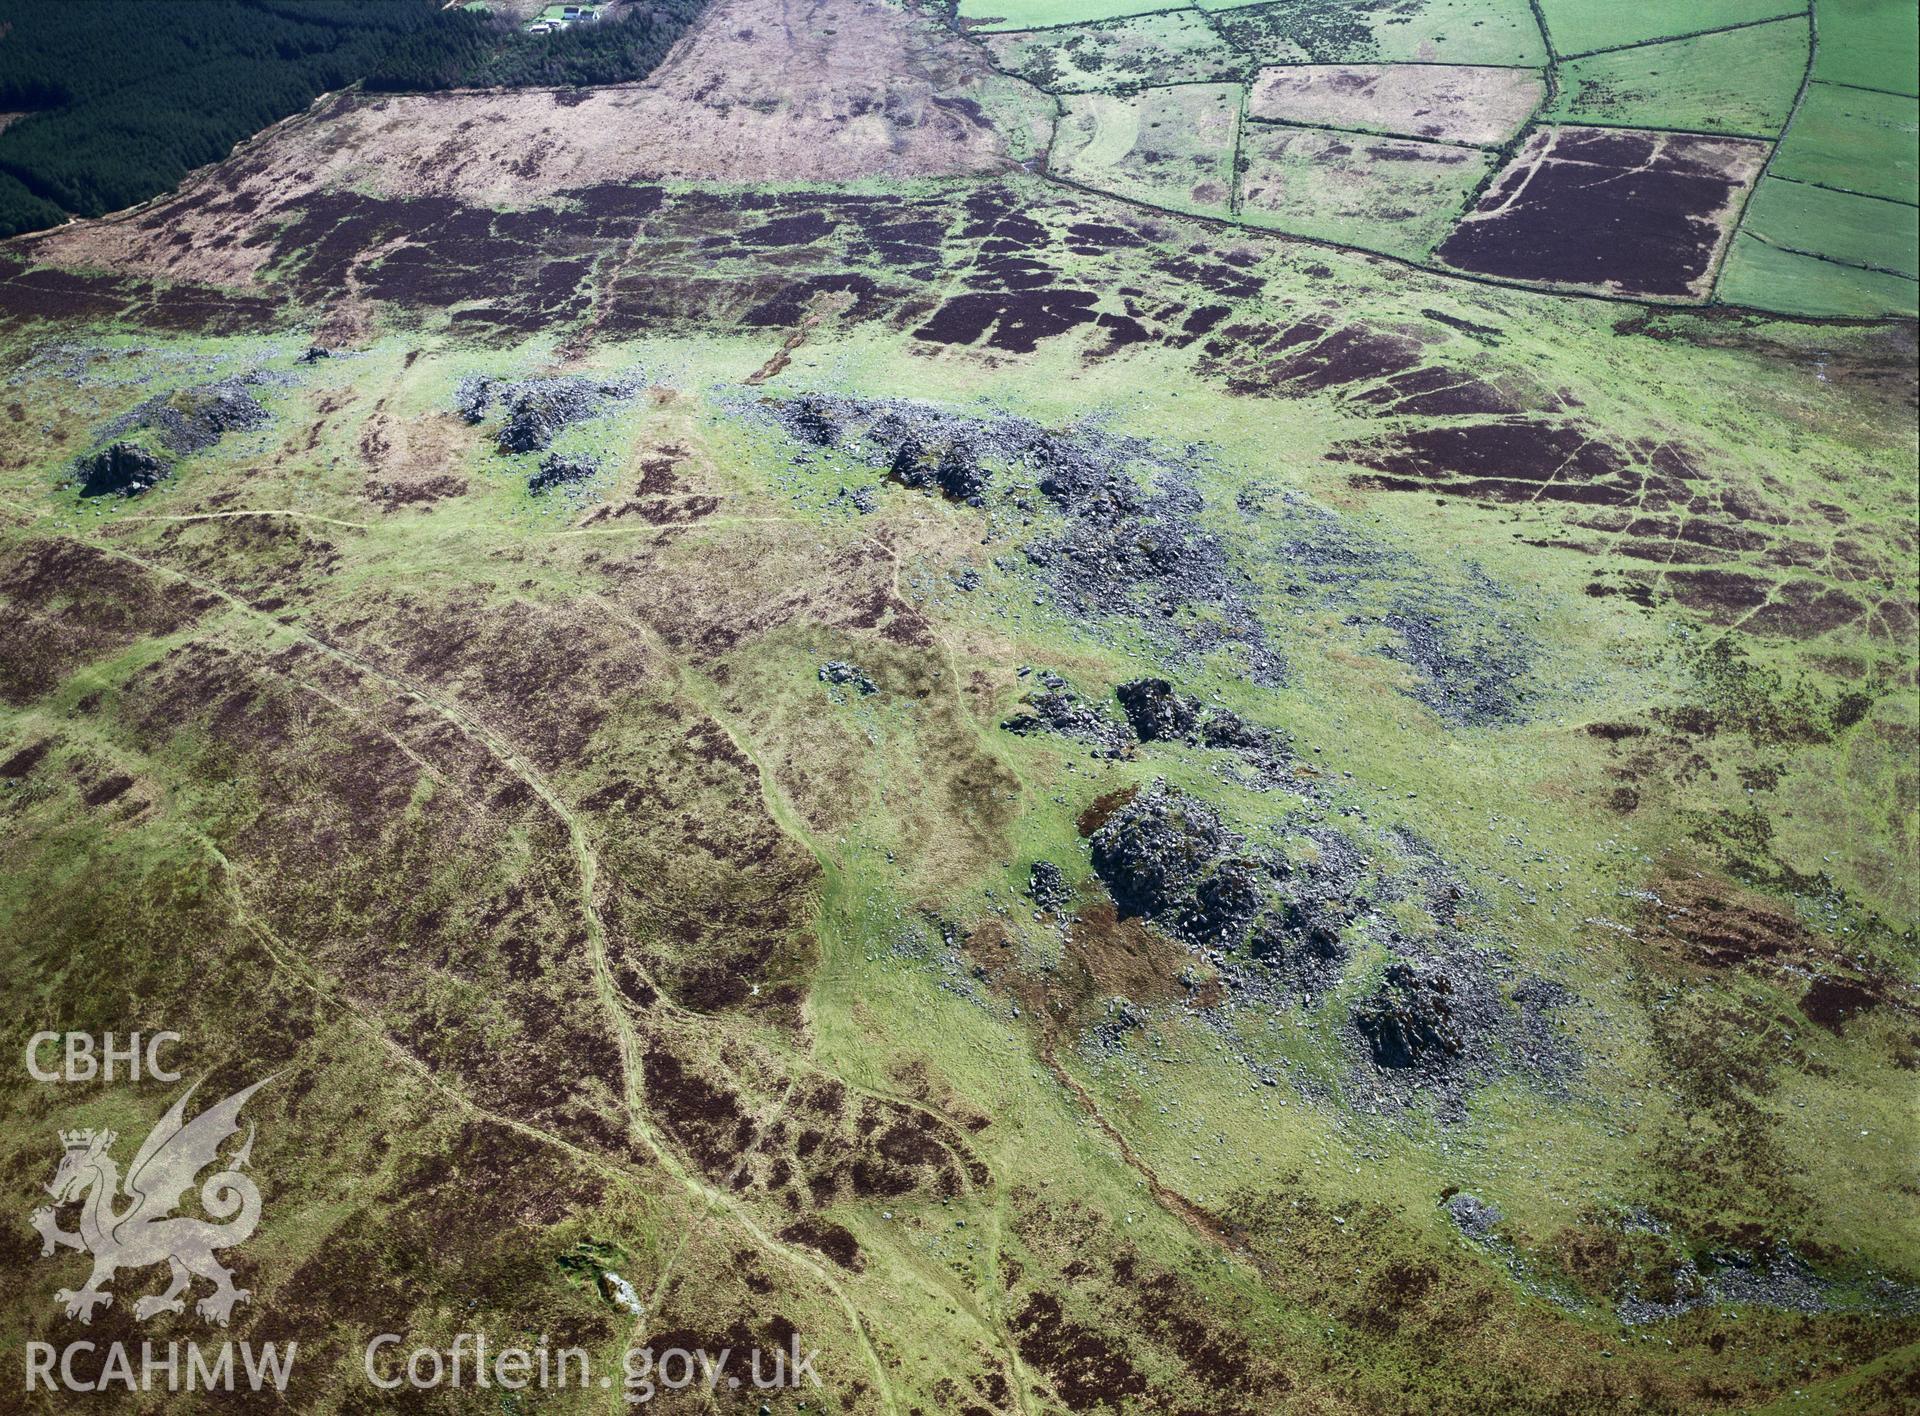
[
  {"xmin": 934, "ymin": 442, "xmax": 987, "ymax": 505},
  {"xmin": 457, "ymin": 375, "xmax": 636, "ymax": 453},
  {"xmin": 1115, "ymin": 678, "xmax": 1290, "ymax": 773},
  {"xmin": 103, "ymin": 376, "xmax": 270, "ymax": 457},
  {"xmin": 789, "ymin": 393, "xmax": 842, "ymax": 448},
  {"xmin": 1248, "ymin": 900, "xmax": 1344, "ymax": 966},
  {"xmin": 1089, "ymin": 783, "xmax": 1258, "ymax": 935},
  {"xmin": 455, "ymin": 376, "xmax": 497, "ymax": 424}
]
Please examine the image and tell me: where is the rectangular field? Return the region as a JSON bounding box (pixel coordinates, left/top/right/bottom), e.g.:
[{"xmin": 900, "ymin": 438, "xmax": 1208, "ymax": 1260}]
[
  {"xmin": 1249, "ymin": 63, "xmax": 1543, "ymax": 145},
  {"xmin": 1237, "ymin": 124, "xmax": 1495, "ymax": 259},
  {"xmin": 1717, "ymin": 230, "xmax": 1920, "ymax": 316},
  {"xmin": 954, "ymin": 0, "xmax": 1165, "ymax": 31},
  {"xmin": 1770, "ymin": 83, "xmax": 1920, "ymax": 204},
  {"xmin": 983, "ymin": 11, "xmax": 1245, "ymax": 91},
  {"xmin": 1205, "ymin": 0, "xmax": 1547, "ymax": 67},
  {"xmin": 1810, "ymin": 0, "xmax": 1919, "ymax": 95},
  {"xmin": 1048, "ymin": 83, "xmax": 1241, "ymax": 219},
  {"xmin": 1437, "ymin": 125, "xmax": 1768, "ymax": 298},
  {"xmin": 1543, "ymin": 17, "xmax": 1808, "ymax": 137},
  {"xmin": 1537, "ymin": 0, "xmax": 1808, "ymax": 57},
  {"xmin": 1738, "ymin": 177, "xmax": 1919, "ymax": 279}
]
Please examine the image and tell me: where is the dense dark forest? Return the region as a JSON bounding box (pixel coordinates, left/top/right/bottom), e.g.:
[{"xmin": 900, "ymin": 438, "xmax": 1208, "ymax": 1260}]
[{"xmin": 0, "ymin": 0, "xmax": 706, "ymax": 239}]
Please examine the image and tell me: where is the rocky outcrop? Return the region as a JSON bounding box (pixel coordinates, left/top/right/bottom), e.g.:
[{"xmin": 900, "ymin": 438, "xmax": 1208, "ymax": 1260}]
[
  {"xmin": 529, "ymin": 454, "xmax": 597, "ymax": 493},
  {"xmin": 1001, "ymin": 682, "xmax": 1132, "ymax": 758},
  {"xmin": 75, "ymin": 442, "xmax": 171, "ymax": 498},
  {"xmin": 819, "ymin": 660, "xmax": 878, "ymax": 695},
  {"xmin": 458, "ymin": 374, "xmax": 638, "ymax": 453},
  {"xmin": 1355, "ymin": 962, "xmax": 1464, "ymax": 1069}
]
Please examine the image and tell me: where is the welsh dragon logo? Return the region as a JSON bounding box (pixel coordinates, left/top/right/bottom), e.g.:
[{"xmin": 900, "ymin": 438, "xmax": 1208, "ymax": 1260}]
[{"xmin": 30, "ymin": 1076, "xmax": 272, "ymax": 1325}]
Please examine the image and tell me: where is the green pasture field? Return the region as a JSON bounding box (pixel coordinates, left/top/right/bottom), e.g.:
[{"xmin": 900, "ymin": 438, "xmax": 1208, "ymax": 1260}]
[
  {"xmin": 1237, "ymin": 123, "xmax": 1495, "ymax": 258},
  {"xmin": 1770, "ymin": 81, "xmax": 1920, "ymax": 202},
  {"xmin": 1810, "ymin": 0, "xmax": 1920, "ymax": 95},
  {"xmin": 1739, "ymin": 176, "xmax": 1920, "ymax": 279},
  {"xmin": 1717, "ymin": 227, "xmax": 1920, "ymax": 314},
  {"xmin": 1544, "ymin": 17, "xmax": 1809, "ymax": 136},
  {"xmin": 1200, "ymin": 0, "xmax": 1547, "ymax": 67},
  {"xmin": 954, "ymin": 0, "xmax": 1166, "ymax": 32},
  {"xmin": 1538, "ymin": 0, "xmax": 1808, "ymax": 57},
  {"xmin": 1049, "ymin": 83, "xmax": 1242, "ymax": 217},
  {"xmin": 983, "ymin": 9, "xmax": 1245, "ymax": 91}
]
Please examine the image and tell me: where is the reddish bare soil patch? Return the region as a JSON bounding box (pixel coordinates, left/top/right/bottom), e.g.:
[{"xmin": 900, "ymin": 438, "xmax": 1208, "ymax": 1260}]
[
  {"xmin": 359, "ymin": 410, "xmax": 468, "ymax": 508},
  {"xmin": 1634, "ymin": 871, "xmax": 1916, "ymax": 1037},
  {"xmin": 1077, "ymin": 785, "xmax": 1138, "ymax": 838}
]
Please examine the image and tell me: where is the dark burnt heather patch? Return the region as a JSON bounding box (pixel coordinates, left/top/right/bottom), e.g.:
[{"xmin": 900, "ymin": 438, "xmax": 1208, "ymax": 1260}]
[
  {"xmin": 0, "ymin": 255, "xmax": 283, "ymax": 335},
  {"xmin": 1677, "ymin": 637, "xmax": 1880, "ymax": 747},
  {"xmin": 13, "ymin": 177, "xmax": 1280, "ymax": 365},
  {"xmin": 776, "ymin": 1215, "xmax": 863, "ymax": 1271},
  {"xmin": 1437, "ymin": 128, "xmax": 1767, "ymax": 299},
  {"xmin": 646, "ymin": 1031, "xmax": 977, "ymax": 1208},
  {"xmin": 1212, "ymin": 0, "xmax": 1375, "ymax": 63},
  {"xmin": 583, "ymin": 697, "xmax": 821, "ymax": 1022},
  {"xmin": 1335, "ymin": 425, "xmax": 1905, "ymax": 643},
  {"xmin": 351, "ymin": 590, "xmax": 644, "ymax": 770},
  {"xmin": 112, "ymin": 635, "xmax": 638, "ymax": 1161},
  {"xmin": 1217, "ymin": 1180, "xmax": 1920, "ymax": 1411},
  {"xmin": 256, "ymin": 1117, "xmax": 616, "ymax": 1361},
  {"xmin": 1332, "ymin": 419, "xmax": 1637, "ymax": 506},
  {"xmin": 1011, "ymin": 1291, "xmax": 1150, "ymax": 1412},
  {"xmin": 0, "ymin": 736, "xmax": 53, "ymax": 780},
  {"xmin": 1005, "ymin": 1198, "xmax": 1292, "ymax": 1414},
  {"xmin": 0, "ymin": 537, "xmax": 216, "ymax": 705},
  {"xmin": 147, "ymin": 510, "xmax": 345, "ymax": 605},
  {"xmin": 1634, "ymin": 871, "xmax": 1918, "ymax": 1043}
]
